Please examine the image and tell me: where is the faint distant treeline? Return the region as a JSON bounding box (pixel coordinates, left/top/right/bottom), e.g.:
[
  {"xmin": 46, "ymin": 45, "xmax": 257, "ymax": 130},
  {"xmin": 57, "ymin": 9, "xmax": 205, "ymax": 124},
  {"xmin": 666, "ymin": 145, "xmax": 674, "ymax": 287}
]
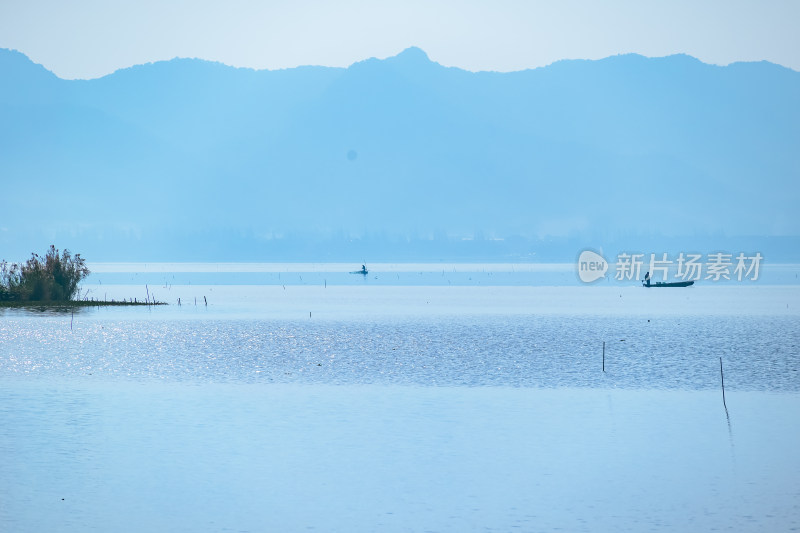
[{"xmin": 0, "ymin": 245, "xmax": 89, "ymax": 302}]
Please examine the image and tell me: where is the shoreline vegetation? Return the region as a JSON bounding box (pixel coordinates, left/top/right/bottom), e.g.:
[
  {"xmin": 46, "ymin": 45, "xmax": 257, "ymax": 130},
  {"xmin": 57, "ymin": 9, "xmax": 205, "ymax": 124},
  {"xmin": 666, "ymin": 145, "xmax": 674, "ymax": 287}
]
[
  {"xmin": 0, "ymin": 299, "xmax": 166, "ymax": 309},
  {"xmin": 1, "ymin": 246, "xmax": 165, "ymax": 307}
]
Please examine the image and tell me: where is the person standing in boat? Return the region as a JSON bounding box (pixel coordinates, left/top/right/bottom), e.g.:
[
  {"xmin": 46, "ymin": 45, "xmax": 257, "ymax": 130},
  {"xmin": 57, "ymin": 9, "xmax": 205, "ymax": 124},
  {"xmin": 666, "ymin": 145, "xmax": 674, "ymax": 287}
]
[{"xmin": 644, "ymin": 271, "xmax": 651, "ymax": 286}]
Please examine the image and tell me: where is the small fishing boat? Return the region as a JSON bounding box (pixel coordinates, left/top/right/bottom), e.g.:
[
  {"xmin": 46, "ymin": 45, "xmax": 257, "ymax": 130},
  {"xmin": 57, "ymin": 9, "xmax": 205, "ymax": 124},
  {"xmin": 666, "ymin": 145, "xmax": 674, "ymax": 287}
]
[
  {"xmin": 642, "ymin": 271, "xmax": 694, "ymax": 287},
  {"xmin": 350, "ymin": 264, "xmax": 368, "ymax": 275},
  {"xmin": 643, "ymin": 280, "xmax": 694, "ymax": 287}
]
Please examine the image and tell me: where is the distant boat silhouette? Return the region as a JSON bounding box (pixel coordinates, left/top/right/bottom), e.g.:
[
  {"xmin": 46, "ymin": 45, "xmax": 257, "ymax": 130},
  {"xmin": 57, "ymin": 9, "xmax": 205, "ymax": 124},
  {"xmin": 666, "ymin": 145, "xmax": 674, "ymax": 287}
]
[
  {"xmin": 643, "ymin": 280, "xmax": 694, "ymax": 287},
  {"xmin": 642, "ymin": 271, "xmax": 694, "ymax": 287},
  {"xmin": 350, "ymin": 264, "xmax": 368, "ymax": 275}
]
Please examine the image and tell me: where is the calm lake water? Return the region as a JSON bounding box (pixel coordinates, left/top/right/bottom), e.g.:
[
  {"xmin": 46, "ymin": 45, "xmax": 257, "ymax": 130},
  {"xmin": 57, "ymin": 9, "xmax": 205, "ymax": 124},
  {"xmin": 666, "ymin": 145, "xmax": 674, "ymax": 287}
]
[{"xmin": 2, "ymin": 263, "xmax": 799, "ymax": 532}]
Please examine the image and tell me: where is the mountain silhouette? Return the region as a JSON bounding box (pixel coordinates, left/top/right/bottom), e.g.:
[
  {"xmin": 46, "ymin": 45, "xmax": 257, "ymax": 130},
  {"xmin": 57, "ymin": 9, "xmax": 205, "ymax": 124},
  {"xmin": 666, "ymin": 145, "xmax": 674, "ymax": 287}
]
[{"xmin": 1, "ymin": 47, "xmax": 798, "ymax": 260}]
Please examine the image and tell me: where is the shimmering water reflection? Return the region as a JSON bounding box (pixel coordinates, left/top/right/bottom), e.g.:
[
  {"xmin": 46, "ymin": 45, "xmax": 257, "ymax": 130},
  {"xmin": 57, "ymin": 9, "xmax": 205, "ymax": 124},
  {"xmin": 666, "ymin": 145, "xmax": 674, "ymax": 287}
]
[
  {"xmin": 2, "ymin": 314, "xmax": 799, "ymax": 390},
  {"xmin": 3, "ymin": 285, "xmax": 799, "ymax": 390}
]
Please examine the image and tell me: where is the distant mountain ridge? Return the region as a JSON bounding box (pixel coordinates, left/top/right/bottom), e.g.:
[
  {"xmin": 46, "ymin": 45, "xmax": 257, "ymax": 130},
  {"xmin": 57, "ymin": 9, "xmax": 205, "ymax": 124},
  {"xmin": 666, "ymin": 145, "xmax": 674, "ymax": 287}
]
[{"xmin": 1, "ymin": 47, "xmax": 798, "ymax": 260}]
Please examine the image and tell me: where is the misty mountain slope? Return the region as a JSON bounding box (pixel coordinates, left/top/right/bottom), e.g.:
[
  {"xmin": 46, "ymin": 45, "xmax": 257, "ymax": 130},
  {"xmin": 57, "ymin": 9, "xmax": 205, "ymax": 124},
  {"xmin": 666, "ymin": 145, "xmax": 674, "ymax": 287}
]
[{"xmin": 1, "ymin": 47, "xmax": 798, "ymax": 259}]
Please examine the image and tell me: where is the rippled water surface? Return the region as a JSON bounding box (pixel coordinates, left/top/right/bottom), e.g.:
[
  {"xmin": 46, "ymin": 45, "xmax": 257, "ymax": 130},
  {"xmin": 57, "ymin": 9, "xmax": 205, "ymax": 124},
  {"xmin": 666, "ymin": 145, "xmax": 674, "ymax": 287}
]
[
  {"xmin": 2, "ymin": 313, "xmax": 799, "ymax": 390},
  {"xmin": 2, "ymin": 283, "xmax": 799, "ymax": 390},
  {"xmin": 2, "ymin": 270, "xmax": 800, "ymax": 532}
]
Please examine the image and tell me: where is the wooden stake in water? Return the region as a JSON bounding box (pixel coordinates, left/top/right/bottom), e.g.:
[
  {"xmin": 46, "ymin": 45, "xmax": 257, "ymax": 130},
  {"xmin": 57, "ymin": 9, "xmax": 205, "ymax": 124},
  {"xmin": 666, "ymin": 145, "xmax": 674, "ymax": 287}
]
[
  {"xmin": 602, "ymin": 341, "xmax": 605, "ymax": 372},
  {"xmin": 720, "ymin": 357, "xmax": 728, "ymax": 411}
]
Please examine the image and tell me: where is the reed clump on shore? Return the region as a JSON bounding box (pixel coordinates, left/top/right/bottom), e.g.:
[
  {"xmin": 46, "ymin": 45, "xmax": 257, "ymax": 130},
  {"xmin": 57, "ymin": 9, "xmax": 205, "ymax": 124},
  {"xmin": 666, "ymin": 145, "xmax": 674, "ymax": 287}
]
[{"xmin": 1, "ymin": 245, "xmax": 165, "ymax": 307}]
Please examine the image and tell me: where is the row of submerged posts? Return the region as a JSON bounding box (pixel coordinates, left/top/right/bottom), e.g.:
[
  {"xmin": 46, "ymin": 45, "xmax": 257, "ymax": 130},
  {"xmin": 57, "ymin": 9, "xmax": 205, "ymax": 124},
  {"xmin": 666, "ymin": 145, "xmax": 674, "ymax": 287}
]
[
  {"xmin": 73, "ymin": 283, "xmax": 208, "ymax": 307},
  {"xmin": 142, "ymin": 284, "xmax": 207, "ymax": 307},
  {"xmin": 176, "ymin": 295, "xmax": 207, "ymax": 306}
]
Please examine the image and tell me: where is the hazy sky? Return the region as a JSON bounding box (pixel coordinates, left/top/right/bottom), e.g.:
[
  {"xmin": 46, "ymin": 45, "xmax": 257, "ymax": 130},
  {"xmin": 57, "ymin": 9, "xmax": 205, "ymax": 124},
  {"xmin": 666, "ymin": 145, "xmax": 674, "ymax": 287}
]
[{"xmin": 1, "ymin": 0, "xmax": 798, "ymax": 79}]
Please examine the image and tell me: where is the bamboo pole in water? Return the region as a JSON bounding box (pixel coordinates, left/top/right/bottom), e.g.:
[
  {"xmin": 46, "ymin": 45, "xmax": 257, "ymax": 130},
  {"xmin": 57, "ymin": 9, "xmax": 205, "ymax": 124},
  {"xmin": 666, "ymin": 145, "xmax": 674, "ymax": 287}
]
[{"xmin": 720, "ymin": 357, "xmax": 728, "ymax": 411}]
